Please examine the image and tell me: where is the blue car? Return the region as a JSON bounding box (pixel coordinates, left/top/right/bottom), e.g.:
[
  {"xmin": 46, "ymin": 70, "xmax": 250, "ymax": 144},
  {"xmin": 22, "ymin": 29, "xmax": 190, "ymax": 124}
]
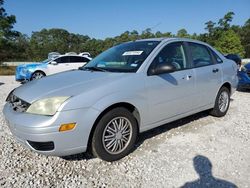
[
  {"xmin": 16, "ymin": 53, "xmax": 91, "ymax": 83},
  {"xmin": 238, "ymin": 63, "xmax": 250, "ymax": 90}
]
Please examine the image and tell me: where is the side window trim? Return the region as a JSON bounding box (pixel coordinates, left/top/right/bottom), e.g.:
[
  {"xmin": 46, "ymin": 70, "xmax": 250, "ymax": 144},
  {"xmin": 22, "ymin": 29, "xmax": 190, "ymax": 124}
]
[{"xmin": 183, "ymin": 41, "xmax": 193, "ymax": 69}]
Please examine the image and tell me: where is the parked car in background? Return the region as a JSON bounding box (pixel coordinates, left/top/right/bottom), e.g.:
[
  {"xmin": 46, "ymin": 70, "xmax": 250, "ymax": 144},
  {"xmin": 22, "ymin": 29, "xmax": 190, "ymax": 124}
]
[
  {"xmin": 15, "ymin": 52, "xmax": 92, "ymax": 82},
  {"xmin": 224, "ymin": 54, "xmax": 250, "ymax": 90},
  {"xmin": 4, "ymin": 38, "xmax": 238, "ymax": 161},
  {"xmin": 238, "ymin": 62, "xmax": 250, "ymax": 90},
  {"xmin": 225, "ymin": 54, "xmax": 242, "ymax": 68}
]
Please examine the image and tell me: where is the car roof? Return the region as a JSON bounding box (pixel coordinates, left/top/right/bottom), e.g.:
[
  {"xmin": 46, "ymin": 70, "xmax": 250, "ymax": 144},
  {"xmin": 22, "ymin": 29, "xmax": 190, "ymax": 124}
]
[
  {"xmin": 52, "ymin": 54, "xmax": 92, "ymax": 60},
  {"xmin": 135, "ymin": 37, "xmax": 209, "ymax": 45}
]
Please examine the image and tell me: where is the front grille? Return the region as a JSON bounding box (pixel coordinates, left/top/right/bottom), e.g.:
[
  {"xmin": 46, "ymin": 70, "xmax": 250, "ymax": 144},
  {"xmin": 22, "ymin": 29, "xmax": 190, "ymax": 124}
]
[
  {"xmin": 6, "ymin": 93, "xmax": 30, "ymax": 112},
  {"xmin": 27, "ymin": 140, "xmax": 55, "ymax": 151}
]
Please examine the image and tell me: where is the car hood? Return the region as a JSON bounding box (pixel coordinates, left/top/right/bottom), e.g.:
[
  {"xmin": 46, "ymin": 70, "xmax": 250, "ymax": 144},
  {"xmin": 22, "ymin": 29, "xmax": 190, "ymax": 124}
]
[{"xmin": 13, "ymin": 70, "xmax": 130, "ymax": 103}]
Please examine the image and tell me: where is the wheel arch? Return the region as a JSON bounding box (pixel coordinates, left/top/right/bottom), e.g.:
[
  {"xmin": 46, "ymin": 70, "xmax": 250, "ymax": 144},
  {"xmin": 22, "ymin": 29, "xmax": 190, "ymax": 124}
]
[
  {"xmin": 221, "ymin": 82, "xmax": 231, "ymax": 95},
  {"xmin": 87, "ymin": 102, "xmax": 141, "ymax": 152},
  {"xmin": 30, "ymin": 70, "xmax": 46, "ymax": 80}
]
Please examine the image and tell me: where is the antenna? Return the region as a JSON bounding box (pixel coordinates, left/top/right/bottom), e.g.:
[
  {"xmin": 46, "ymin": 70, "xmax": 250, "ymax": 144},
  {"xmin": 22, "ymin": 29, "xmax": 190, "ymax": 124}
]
[{"xmin": 150, "ymin": 22, "xmax": 162, "ymax": 30}]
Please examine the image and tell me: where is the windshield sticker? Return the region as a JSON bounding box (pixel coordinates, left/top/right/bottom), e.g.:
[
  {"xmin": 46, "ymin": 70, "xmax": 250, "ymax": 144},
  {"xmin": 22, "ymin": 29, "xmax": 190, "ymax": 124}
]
[
  {"xmin": 122, "ymin": 51, "xmax": 143, "ymax": 56},
  {"xmin": 130, "ymin": 63, "xmax": 138, "ymax": 67}
]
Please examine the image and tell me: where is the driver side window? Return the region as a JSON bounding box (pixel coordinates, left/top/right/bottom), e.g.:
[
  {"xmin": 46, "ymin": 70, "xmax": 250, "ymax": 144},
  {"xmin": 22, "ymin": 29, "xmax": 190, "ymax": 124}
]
[{"xmin": 149, "ymin": 42, "xmax": 188, "ymax": 72}]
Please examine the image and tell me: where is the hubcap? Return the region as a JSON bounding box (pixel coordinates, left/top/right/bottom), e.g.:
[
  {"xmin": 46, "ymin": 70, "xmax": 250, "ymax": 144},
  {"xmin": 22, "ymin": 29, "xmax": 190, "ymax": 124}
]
[
  {"xmin": 32, "ymin": 72, "xmax": 44, "ymax": 80},
  {"xmin": 218, "ymin": 91, "xmax": 229, "ymax": 113},
  {"xmin": 102, "ymin": 117, "xmax": 132, "ymax": 155}
]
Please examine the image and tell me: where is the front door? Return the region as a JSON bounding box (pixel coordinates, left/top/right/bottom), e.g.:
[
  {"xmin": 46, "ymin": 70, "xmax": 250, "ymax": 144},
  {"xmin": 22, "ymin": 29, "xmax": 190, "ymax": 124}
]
[
  {"xmin": 145, "ymin": 42, "xmax": 196, "ymax": 124},
  {"xmin": 47, "ymin": 56, "xmax": 70, "ymax": 74}
]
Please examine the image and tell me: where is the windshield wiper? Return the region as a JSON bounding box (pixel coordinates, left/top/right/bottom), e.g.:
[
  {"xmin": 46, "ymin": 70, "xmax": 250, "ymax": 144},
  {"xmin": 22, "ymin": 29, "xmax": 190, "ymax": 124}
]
[{"xmin": 79, "ymin": 66, "xmax": 108, "ymax": 72}]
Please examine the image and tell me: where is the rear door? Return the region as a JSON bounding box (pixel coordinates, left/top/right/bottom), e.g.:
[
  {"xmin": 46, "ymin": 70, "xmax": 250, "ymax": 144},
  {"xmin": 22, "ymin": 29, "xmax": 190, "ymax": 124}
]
[
  {"xmin": 187, "ymin": 42, "xmax": 222, "ymax": 107},
  {"xmin": 145, "ymin": 42, "xmax": 196, "ymax": 124}
]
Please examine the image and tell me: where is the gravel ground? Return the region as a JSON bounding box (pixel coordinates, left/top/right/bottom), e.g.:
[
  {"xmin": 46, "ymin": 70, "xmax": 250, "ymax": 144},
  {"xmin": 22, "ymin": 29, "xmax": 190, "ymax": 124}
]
[{"xmin": 0, "ymin": 76, "xmax": 249, "ymax": 188}]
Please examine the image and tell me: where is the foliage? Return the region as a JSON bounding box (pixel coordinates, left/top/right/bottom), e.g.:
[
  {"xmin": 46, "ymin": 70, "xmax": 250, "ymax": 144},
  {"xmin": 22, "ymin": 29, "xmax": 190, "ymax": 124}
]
[
  {"xmin": 215, "ymin": 30, "xmax": 245, "ymax": 57},
  {"xmin": 0, "ymin": 0, "xmax": 19, "ymax": 62},
  {"xmin": 239, "ymin": 19, "xmax": 250, "ymax": 57},
  {"xmin": 200, "ymin": 11, "xmax": 245, "ymax": 57},
  {"xmin": 0, "ymin": 65, "xmax": 16, "ymax": 75}
]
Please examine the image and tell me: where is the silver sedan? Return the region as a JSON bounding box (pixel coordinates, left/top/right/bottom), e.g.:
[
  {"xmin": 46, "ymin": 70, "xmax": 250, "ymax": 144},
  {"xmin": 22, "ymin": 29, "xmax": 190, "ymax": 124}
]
[{"xmin": 3, "ymin": 38, "xmax": 238, "ymax": 161}]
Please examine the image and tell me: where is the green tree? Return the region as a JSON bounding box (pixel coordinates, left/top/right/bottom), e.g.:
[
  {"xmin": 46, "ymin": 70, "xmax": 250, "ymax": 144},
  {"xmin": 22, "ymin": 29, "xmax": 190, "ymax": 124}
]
[
  {"xmin": 141, "ymin": 28, "xmax": 155, "ymax": 39},
  {"xmin": 29, "ymin": 28, "xmax": 90, "ymax": 60},
  {"xmin": 218, "ymin": 12, "xmax": 235, "ymax": 30},
  {"xmin": 215, "ymin": 29, "xmax": 245, "ymax": 57},
  {"xmin": 177, "ymin": 29, "xmax": 190, "ymax": 38},
  {"xmin": 0, "ymin": 0, "xmax": 19, "ymax": 62},
  {"xmin": 240, "ymin": 19, "xmax": 250, "ymax": 57},
  {"xmin": 155, "ymin": 31, "xmax": 173, "ymax": 38}
]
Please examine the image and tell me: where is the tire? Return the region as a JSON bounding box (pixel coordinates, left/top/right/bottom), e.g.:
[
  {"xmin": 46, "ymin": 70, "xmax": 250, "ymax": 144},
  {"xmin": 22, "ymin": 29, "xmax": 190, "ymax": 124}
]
[
  {"xmin": 31, "ymin": 71, "xmax": 45, "ymax": 81},
  {"xmin": 209, "ymin": 87, "xmax": 230, "ymax": 117},
  {"xmin": 91, "ymin": 107, "xmax": 138, "ymax": 161}
]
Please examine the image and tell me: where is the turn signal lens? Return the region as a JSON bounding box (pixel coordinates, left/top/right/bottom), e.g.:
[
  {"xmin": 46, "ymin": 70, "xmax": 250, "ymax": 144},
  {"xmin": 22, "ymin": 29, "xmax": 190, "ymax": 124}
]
[{"xmin": 59, "ymin": 123, "xmax": 76, "ymax": 132}]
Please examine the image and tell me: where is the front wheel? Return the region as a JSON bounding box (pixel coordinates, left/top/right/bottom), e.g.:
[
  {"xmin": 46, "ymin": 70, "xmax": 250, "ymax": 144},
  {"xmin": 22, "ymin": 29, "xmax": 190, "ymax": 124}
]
[
  {"xmin": 91, "ymin": 107, "xmax": 138, "ymax": 161},
  {"xmin": 210, "ymin": 87, "xmax": 230, "ymax": 117},
  {"xmin": 31, "ymin": 71, "xmax": 45, "ymax": 81}
]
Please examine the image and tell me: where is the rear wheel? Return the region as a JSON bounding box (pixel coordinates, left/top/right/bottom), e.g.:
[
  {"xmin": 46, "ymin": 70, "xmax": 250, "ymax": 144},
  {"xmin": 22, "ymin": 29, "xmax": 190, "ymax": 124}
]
[
  {"xmin": 31, "ymin": 71, "xmax": 45, "ymax": 81},
  {"xmin": 210, "ymin": 87, "xmax": 230, "ymax": 117},
  {"xmin": 91, "ymin": 107, "xmax": 138, "ymax": 161}
]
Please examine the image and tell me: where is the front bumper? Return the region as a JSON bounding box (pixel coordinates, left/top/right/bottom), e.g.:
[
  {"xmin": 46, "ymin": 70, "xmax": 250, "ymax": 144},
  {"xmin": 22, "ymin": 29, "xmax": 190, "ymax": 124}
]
[{"xmin": 3, "ymin": 103, "xmax": 100, "ymax": 156}]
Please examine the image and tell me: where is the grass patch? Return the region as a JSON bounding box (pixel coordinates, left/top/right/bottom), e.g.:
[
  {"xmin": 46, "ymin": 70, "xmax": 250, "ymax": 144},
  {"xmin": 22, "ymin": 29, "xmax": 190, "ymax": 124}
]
[{"xmin": 0, "ymin": 66, "xmax": 16, "ymax": 75}]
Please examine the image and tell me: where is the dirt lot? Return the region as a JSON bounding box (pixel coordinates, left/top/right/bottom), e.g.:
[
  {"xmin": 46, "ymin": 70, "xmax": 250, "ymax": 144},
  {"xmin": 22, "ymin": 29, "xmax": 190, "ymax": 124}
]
[{"xmin": 0, "ymin": 76, "xmax": 249, "ymax": 188}]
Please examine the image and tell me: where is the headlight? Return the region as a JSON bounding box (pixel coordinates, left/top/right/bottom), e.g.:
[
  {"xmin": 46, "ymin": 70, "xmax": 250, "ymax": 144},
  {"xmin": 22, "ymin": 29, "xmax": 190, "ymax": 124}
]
[{"xmin": 26, "ymin": 96, "xmax": 70, "ymax": 116}]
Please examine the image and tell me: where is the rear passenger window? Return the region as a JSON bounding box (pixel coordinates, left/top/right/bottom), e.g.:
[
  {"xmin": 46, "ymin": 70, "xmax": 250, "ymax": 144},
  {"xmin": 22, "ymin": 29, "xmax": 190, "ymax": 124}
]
[
  {"xmin": 189, "ymin": 43, "xmax": 213, "ymax": 67},
  {"xmin": 69, "ymin": 56, "xmax": 89, "ymax": 63}
]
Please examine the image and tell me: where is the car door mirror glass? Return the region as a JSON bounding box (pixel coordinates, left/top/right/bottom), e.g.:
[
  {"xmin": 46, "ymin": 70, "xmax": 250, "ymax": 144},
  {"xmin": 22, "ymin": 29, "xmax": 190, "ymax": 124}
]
[{"xmin": 153, "ymin": 63, "xmax": 176, "ymax": 75}]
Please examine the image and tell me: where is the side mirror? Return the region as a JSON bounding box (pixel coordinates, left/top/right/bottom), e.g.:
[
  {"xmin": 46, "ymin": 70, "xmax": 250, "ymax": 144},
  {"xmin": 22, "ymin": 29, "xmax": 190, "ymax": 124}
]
[
  {"xmin": 50, "ymin": 61, "xmax": 58, "ymax": 65},
  {"xmin": 150, "ymin": 63, "xmax": 176, "ymax": 75}
]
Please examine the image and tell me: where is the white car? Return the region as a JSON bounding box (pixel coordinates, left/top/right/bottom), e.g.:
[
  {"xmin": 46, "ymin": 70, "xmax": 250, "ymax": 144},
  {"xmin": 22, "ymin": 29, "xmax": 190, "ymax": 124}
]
[{"xmin": 15, "ymin": 53, "xmax": 92, "ymax": 82}]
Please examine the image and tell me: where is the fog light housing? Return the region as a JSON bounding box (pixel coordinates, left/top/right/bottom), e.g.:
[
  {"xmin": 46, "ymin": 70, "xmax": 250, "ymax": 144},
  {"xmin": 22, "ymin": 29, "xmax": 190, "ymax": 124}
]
[{"xmin": 59, "ymin": 123, "xmax": 76, "ymax": 132}]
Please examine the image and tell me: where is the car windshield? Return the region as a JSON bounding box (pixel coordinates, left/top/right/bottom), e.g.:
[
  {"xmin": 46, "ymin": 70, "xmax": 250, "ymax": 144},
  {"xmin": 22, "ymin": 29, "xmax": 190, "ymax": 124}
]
[
  {"xmin": 83, "ymin": 41, "xmax": 160, "ymax": 72},
  {"xmin": 42, "ymin": 59, "xmax": 50, "ymax": 63}
]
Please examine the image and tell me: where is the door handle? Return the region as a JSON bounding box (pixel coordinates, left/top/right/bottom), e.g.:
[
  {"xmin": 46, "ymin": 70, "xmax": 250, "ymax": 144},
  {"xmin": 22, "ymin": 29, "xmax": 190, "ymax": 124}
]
[
  {"xmin": 212, "ymin": 68, "xmax": 219, "ymax": 73},
  {"xmin": 182, "ymin": 75, "xmax": 192, "ymax": 80}
]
